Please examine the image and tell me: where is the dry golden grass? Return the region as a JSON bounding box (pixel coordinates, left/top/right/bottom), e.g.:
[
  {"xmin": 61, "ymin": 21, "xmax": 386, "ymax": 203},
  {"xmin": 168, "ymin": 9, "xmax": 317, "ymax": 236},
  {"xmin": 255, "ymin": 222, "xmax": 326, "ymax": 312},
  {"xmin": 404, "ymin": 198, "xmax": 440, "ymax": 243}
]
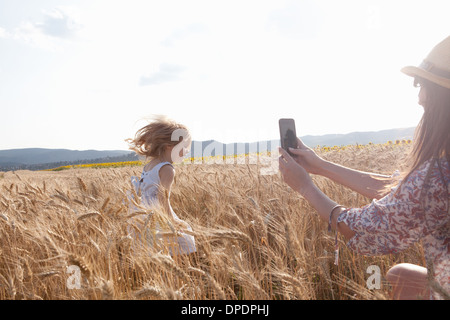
[{"xmin": 0, "ymin": 143, "xmax": 424, "ymax": 300}]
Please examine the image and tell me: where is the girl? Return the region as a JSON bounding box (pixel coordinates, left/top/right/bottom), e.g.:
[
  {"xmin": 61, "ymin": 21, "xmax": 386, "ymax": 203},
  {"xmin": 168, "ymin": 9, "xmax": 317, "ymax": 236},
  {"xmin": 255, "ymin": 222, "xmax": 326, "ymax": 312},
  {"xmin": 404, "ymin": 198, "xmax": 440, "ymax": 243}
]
[
  {"xmin": 278, "ymin": 36, "xmax": 449, "ymax": 300},
  {"xmin": 126, "ymin": 115, "xmax": 196, "ymax": 256}
]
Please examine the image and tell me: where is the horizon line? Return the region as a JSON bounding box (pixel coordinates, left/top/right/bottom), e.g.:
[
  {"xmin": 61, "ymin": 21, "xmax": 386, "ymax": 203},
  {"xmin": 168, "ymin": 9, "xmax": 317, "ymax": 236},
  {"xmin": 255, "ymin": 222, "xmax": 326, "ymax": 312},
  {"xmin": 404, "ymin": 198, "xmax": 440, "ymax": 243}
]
[{"xmin": 0, "ymin": 126, "xmax": 416, "ymax": 152}]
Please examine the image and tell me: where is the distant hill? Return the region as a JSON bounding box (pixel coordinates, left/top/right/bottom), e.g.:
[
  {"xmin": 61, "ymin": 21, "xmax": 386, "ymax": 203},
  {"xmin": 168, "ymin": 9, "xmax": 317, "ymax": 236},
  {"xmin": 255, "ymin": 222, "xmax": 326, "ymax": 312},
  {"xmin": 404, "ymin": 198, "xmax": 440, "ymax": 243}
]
[
  {"xmin": 187, "ymin": 127, "xmax": 416, "ymax": 157},
  {"xmin": 0, "ymin": 149, "xmax": 136, "ymax": 171},
  {"xmin": 0, "ymin": 127, "xmax": 415, "ymax": 171},
  {"xmin": 299, "ymin": 127, "xmax": 415, "ymax": 148},
  {"xmin": 0, "ymin": 148, "xmax": 132, "ymax": 165}
]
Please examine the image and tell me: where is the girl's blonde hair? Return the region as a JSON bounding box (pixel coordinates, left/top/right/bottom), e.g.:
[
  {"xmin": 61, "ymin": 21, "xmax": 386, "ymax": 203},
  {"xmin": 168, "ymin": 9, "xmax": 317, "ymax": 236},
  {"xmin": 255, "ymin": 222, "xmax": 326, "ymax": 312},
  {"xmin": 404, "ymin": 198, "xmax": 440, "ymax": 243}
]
[{"xmin": 126, "ymin": 115, "xmax": 190, "ymax": 159}]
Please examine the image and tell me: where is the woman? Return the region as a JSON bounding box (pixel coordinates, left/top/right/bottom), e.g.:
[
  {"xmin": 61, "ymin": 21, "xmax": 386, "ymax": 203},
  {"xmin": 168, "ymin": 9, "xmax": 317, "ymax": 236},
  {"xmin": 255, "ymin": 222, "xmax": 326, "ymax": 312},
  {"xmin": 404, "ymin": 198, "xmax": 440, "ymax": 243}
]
[{"xmin": 278, "ymin": 36, "xmax": 449, "ymax": 300}]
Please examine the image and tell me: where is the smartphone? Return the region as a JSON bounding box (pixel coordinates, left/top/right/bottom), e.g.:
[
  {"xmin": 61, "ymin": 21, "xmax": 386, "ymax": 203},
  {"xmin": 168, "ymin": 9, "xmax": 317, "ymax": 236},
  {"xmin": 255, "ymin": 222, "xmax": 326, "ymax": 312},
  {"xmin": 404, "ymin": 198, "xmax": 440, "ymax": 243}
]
[{"xmin": 279, "ymin": 118, "xmax": 298, "ymax": 155}]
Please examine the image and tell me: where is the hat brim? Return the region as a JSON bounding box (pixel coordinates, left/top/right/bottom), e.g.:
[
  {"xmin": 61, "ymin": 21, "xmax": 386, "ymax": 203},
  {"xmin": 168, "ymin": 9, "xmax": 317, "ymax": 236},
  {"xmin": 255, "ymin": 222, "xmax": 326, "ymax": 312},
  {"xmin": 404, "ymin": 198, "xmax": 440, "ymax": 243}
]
[{"xmin": 401, "ymin": 66, "xmax": 450, "ymax": 89}]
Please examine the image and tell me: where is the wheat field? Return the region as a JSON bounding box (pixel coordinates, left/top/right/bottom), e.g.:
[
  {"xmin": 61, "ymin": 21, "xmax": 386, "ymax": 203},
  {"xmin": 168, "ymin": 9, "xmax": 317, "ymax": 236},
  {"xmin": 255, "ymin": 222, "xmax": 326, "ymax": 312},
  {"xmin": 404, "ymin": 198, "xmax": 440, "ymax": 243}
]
[{"xmin": 0, "ymin": 142, "xmax": 425, "ymax": 300}]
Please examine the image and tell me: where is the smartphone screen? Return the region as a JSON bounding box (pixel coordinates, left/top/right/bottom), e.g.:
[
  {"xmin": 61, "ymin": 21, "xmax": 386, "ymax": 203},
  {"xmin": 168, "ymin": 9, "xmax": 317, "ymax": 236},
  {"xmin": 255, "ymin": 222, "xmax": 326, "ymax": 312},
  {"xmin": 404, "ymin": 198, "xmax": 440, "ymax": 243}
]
[{"xmin": 279, "ymin": 118, "xmax": 297, "ymax": 155}]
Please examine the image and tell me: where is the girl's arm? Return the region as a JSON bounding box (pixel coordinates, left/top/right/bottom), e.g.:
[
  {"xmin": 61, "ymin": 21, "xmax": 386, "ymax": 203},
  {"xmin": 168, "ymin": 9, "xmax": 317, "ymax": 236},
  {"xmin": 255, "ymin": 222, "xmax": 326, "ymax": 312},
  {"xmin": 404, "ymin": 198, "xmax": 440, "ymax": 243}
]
[
  {"xmin": 158, "ymin": 164, "xmax": 175, "ymax": 219},
  {"xmin": 288, "ymin": 138, "xmax": 392, "ymax": 199},
  {"xmin": 158, "ymin": 165, "xmax": 190, "ymax": 229}
]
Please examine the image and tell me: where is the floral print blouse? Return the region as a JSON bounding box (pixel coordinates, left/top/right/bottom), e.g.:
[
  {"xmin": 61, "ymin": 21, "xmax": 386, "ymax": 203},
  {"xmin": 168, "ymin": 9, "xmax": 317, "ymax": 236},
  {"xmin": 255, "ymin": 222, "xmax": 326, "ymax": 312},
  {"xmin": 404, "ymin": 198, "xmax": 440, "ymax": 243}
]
[{"xmin": 337, "ymin": 158, "xmax": 449, "ymax": 300}]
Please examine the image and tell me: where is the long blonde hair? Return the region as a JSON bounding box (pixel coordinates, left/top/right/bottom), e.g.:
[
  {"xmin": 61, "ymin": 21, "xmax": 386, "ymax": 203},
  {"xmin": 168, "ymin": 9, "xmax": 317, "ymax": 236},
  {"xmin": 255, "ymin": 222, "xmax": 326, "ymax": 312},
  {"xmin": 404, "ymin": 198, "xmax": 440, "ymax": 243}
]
[
  {"xmin": 126, "ymin": 115, "xmax": 190, "ymax": 159},
  {"xmin": 404, "ymin": 77, "xmax": 450, "ymax": 180},
  {"xmin": 378, "ymin": 78, "xmax": 450, "ymax": 198}
]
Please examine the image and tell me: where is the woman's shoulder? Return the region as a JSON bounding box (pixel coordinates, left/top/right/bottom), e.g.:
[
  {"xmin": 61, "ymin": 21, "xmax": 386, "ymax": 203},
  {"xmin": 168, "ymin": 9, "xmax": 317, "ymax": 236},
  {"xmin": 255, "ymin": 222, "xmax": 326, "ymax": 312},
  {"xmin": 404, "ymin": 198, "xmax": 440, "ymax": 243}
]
[
  {"xmin": 408, "ymin": 157, "xmax": 449, "ymax": 179},
  {"xmin": 401, "ymin": 157, "xmax": 450, "ymax": 201},
  {"xmin": 437, "ymin": 156, "xmax": 450, "ymax": 172},
  {"xmin": 429, "ymin": 157, "xmax": 450, "ymax": 188},
  {"xmin": 421, "ymin": 157, "xmax": 449, "ymax": 180},
  {"xmin": 393, "ymin": 157, "xmax": 448, "ymax": 199}
]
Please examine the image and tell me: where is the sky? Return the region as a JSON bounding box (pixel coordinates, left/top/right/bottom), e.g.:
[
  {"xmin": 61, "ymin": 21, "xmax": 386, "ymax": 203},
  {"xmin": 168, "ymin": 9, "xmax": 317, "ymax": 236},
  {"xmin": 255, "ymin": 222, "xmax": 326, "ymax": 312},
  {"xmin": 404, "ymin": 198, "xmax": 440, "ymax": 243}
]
[{"xmin": 0, "ymin": 0, "xmax": 449, "ymax": 151}]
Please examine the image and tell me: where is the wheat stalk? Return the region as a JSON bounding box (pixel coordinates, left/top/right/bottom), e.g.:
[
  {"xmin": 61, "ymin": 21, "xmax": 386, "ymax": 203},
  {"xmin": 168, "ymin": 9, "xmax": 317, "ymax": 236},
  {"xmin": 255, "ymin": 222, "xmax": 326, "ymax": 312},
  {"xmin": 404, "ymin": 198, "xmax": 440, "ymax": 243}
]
[
  {"xmin": 134, "ymin": 285, "xmax": 166, "ymax": 299},
  {"xmin": 100, "ymin": 278, "xmax": 114, "ymax": 300},
  {"xmin": 188, "ymin": 267, "xmax": 226, "ymax": 300},
  {"xmin": 77, "ymin": 177, "xmax": 87, "ymax": 193},
  {"xmin": 77, "ymin": 211, "xmax": 103, "ymax": 221}
]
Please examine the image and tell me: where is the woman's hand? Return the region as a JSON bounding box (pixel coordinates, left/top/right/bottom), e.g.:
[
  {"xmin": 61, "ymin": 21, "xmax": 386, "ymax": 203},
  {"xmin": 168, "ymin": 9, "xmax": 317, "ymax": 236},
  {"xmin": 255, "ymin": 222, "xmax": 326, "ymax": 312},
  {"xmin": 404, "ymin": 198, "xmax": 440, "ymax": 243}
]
[
  {"xmin": 288, "ymin": 138, "xmax": 326, "ymax": 175},
  {"xmin": 279, "ymin": 149, "xmax": 356, "ymax": 242},
  {"xmin": 278, "ymin": 147, "xmax": 315, "ymax": 197}
]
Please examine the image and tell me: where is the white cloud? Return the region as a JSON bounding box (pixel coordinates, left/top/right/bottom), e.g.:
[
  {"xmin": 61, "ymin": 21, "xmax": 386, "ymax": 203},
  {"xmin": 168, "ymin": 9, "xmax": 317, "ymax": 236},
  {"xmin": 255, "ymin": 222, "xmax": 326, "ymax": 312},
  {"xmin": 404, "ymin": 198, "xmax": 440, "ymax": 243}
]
[
  {"xmin": 36, "ymin": 7, "xmax": 83, "ymax": 39},
  {"xmin": 1, "ymin": 6, "xmax": 83, "ymax": 51},
  {"xmin": 11, "ymin": 21, "xmax": 60, "ymax": 51},
  {"xmin": 160, "ymin": 23, "xmax": 207, "ymax": 47},
  {"xmin": 266, "ymin": 0, "xmax": 322, "ymax": 39},
  {"xmin": 139, "ymin": 63, "xmax": 186, "ymax": 86},
  {"xmin": 0, "ymin": 27, "xmax": 9, "ymax": 38}
]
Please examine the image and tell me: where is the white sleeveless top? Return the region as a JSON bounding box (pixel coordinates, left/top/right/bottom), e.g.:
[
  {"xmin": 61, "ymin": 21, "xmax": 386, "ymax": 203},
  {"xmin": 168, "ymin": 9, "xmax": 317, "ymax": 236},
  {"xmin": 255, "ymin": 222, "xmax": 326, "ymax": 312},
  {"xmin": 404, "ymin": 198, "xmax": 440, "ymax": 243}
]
[
  {"xmin": 128, "ymin": 161, "xmax": 196, "ymax": 255},
  {"xmin": 139, "ymin": 161, "xmax": 173, "ymax": 208}
]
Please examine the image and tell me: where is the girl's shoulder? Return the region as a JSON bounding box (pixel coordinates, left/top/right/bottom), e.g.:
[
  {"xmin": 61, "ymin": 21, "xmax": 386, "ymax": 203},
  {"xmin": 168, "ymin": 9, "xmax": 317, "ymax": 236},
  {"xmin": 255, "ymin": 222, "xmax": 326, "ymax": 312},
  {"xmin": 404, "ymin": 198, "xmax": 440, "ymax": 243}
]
[
  {"xmin": 141, "ymin": 161, "xmax": 174, "ymax": 182},
  {"xmin": 156, "ymin": 161, "xmax": 175, "ymax": 174},
  {"xmin": 142, "ymin": 161, "xmax": 174, "ymax": 174},
  {"xmin": 157, "ymin": 162, "xmax": 175, "ymax": 189},
  {"xmin": 159, "ymin": 163, "xmax": 175, "ymax": 180},
  {"xmin": 158, "ymin": 162, "xmax": 175, "ymax": 175}
]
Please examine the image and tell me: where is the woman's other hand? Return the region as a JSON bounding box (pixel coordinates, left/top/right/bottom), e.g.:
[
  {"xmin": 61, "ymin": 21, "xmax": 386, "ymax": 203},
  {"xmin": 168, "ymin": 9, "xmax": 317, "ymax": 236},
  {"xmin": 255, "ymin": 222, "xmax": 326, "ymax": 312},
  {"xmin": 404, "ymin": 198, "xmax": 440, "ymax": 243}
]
[
  {"xmin": 288, "ymin": 138, "xmax": 326, "ymax": 175},
  {"xmin": 278, "ymin": 147, "xmax": 314, "ymax": 196}
]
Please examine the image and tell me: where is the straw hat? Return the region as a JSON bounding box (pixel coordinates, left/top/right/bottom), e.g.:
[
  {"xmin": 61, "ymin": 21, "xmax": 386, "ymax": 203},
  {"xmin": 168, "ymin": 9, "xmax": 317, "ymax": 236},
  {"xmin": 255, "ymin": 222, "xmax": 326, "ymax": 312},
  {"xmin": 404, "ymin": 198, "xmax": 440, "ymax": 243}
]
[{"xmin": 401, "ymin": 36, "xmax": 450, "ymax": 89}]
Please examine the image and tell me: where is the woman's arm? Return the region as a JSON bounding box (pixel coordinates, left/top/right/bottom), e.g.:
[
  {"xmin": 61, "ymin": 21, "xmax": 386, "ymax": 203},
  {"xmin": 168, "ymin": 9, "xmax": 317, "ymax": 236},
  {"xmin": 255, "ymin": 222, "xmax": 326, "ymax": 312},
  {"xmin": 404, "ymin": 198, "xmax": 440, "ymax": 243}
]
[
  {"xmin": 318, "ymin": 160, "xmax": 392, "ymax": 200},
  {"xmin": 279, "ymin": 147, "xmax": 355, "ymax": 241},
  {"xmin": 279, "ymin": 149, "xmax": 447, "ymax": 260},
  {"xmin": 288, "ymin": 138, "xmax": 392, "ymax": 199}
]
